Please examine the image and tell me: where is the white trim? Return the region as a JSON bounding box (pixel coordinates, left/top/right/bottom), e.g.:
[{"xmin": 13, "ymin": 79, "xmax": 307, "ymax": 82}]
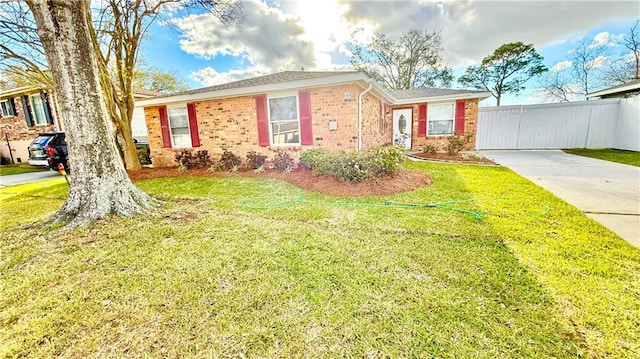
[
  {"xmin": 0, "ymin": 99, "xmax": 15, "ymax": 117},
  {"xmin": 393, "ymin": 92, "xmax": 492, "ymax": 105},
  {"xmin": 587, "ymin": 81, "xmax": 640, "ymax": 98},
  {"xmin": 166, "ymin": 106, "xmax": 192, "ymax": 148},
  {"xmin": 267, "ymin": 93, "xmax": 300, "ymax": 146}
]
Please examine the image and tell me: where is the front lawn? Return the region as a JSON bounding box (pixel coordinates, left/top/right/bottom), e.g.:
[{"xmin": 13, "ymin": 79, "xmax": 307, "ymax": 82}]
[
  {"xmin": 1, "ymin": 162, "xmax": 638, "ymax": 358},
  {"xmin": 0, "ymin": 163, "xmax": 48, "ymax": 176},
  {"xmin": 563, "ymin": 148, "xmax": 640, "ymax": 167}
]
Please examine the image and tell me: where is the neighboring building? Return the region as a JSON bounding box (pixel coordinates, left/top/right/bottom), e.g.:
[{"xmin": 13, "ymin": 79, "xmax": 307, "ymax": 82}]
[
  {"xmin": 0, "ymin": 85, "xmax": 60, "ymax": 164},
  {"xmin": 587, "ymin": 79, "xmax": 640, "ymax": 99},
  {"xmin": 0, "ymin": 85, "xmax": 161, "ymax": 164},
  {"xmin": 136, "ymin": 71, "xmax": 491, "ymax": 167}
]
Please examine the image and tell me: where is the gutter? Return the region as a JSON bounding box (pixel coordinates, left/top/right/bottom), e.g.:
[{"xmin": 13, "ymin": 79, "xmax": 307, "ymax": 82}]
[{"xmin": 358, "ymin": 82, "xmax": 373, "ymax": 151}]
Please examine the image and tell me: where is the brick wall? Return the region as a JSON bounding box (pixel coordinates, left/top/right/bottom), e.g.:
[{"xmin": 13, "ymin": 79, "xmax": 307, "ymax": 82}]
[
  {"xmin": 144, "ymin": 88, "xmax": 481, "ymax": 168},
  {"xmin": 0, "ymin": 95, "xmax": 56, "ymax": 162},
  {"xmin": 361, "ymin": 93, "xmax": 393, "ymax": 149},
  {"xmin": 398, "ymin": 98, "xmax": 479, "ymax": 152},
  {"xmin": 145, "ymin": 84, "xmax": 374, "ymax": 167}
]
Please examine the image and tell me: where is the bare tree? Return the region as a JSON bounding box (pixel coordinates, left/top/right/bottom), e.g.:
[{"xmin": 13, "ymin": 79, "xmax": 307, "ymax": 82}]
[
  {"xmin": 25, "ymin": 0, "xmax": 158, "ymax": 227},
  {"xmin": 1, "ymin": 0, "xmax": 242, "ymax": 171},
  {"xmin": 351, "ymin": 28, "xmax": 453, "ymax": 90},
  {"xmin": 0, "ymin": 1, "xmax": 51, "ymax": 88},
  {"xmin": 602, "ymin": 20, "xmax": 640, "ymax": 85},
  {"xmin": 538, "ymin": 70, "xmax": 576, "ymax": 102},
  {"xmin": 623, "ymin": 20, "xmax": 640, "ymax": 80},
  {"xmin": 88, "ymin": 0, "xmax": 242, "ymax": 170},
  {"xmin": 570, "ymin": 37, "xmax": 610, "ymax": 96}
]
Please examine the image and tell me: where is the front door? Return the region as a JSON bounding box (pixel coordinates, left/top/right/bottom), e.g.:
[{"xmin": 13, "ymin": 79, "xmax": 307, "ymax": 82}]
[{"xmin": 392, "ymin": 108, "xmax": 412, "ymax": 149}]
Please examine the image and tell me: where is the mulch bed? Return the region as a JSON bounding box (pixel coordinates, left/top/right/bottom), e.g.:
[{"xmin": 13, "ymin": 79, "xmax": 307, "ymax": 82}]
[
  {"xmin": 128, "ymin": 167, "xmax": 433, "ymax": 197},
  {"xmin": 411, "ymin": 152, "xmax": 497, "ymax": 165}
]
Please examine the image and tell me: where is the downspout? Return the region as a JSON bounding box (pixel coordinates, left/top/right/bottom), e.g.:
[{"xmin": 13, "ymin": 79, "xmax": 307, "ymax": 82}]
[{"xmin": 358, "ymin": 82, "xmax": 373, "ymax": 151}]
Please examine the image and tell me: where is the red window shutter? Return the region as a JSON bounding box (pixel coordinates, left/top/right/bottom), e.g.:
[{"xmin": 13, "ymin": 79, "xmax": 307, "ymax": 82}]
[
  {"xmin": 418, "ymin": 104, "xmax": 427, "ymax": 137},
  {"xmin": 158, "ymin": 106, "xmax": 172, "ymax": 148},
  {"xmin": 187, "ymin": 103, "xmax": 200, "ymax": 147},
  {"xmin": 455, "ymin": 100, "xmax": 466, "ymax": 135},
  {"xmin": 255, "ymin": 95, "xmax": 269, "ymax": 147},
  {"xmin": 298, "ymin": 90, "xmax": 313, "ymax": 145}
]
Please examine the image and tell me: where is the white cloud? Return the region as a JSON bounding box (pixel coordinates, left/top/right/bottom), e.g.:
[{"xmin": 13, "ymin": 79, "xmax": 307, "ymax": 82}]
[
  {"xmin": 191, "ymin": 66, "xmax": 270, "ymax": 86},
  {"xmin": 586, "ymin": 55, "xmax": 608, "ymax": 68},
  {"xmin": 552, "ymin": 60, "xmax": 573, "ymax": 72},
  {"xmin": 174, "ymin": 0, "xmax": 316, "ymax": 72},
  {"xmin": 592, "ymin": 32, "xmax": 610, "ymax": 46},
  {"xmin": 172, "ymin": 0, "xmax": 639, "ymax": 87},
  {"xmin": 340, "ymin": 0, "xmax": 639, "ymax": 67}
]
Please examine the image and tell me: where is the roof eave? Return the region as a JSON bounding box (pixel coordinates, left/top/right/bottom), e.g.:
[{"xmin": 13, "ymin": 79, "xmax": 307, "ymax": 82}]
[
  {"xmin": 391, "ymin": 91, "xmax": 492, "ymax": 105},
  {"xmin": 135, "ymin": 72, "xmax": 372, "ymax": 107},
  {"xmin": 0, "ymin": 85, "xmax": 47, "ymax": 99},
  {"xmin": 587, "ymin": 83, "xmax": 640, "ymax": 98}
]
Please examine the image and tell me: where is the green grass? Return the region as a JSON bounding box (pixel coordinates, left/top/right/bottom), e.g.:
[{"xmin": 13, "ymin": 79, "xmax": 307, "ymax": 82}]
[
  {"xmin": 1, "ymin": 163, "xmax": 638, "ymax": 358},
  {"xmin": 0, "ymin": 163, "xmax": 48, "ymax": 176},
  {"xmin": 563, "ymin": 148, "xmax": 640, "ymax": 167}
]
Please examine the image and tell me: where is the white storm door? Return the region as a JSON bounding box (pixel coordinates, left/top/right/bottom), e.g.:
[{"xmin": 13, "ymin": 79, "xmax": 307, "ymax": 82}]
[{"xmin": 392, "ymin": 108, "xmax": 412, "ymax": 149}]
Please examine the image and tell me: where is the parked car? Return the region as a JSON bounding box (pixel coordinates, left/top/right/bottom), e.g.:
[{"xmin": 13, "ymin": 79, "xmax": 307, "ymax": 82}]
[
  {"xmin": 28, "ymin": 132, "xmax": 150, "ymax": 171},
  {"xmin": 27, "ymin": 132, "xmax": 68, "ymax": 171}
]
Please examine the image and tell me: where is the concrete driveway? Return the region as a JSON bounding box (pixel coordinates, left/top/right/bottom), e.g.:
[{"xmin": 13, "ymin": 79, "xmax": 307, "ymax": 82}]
[
  {"xmin": 482, "ymin": 150, "xmax": 640, "ymax": 247},
  {"xmin": 0, "ymin": 170, "xmax": 61, "ymax": 187}
]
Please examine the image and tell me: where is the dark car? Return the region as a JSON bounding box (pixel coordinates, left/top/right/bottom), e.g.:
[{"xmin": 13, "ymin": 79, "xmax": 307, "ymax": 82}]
[
  {"xmin": 29, "ymin": 132, "xmax": 150, "ymax": 171},
  {"xmin": 27, "ymin": 132, "xmax": 68, "ymax": 171}
]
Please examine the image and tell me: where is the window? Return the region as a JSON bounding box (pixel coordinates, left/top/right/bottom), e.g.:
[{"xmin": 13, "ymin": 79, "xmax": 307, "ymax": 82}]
[
  {"xmin": 427, "ymin": 103, "xmax": 454, "ymax": 136},
  {"xmin": 0, "ymin": 99, "xmax": 15, "ymax": 117},
  {"xmin": 268, "ymin": 95, "xmax": 299, "ymax": 145},
  {"xmin": 168, "ymin": 107, "xmax": 191, "ymax": 147},
  {"xmin": 30, "ymin": 94, "xmax": 48, "ymax": 125}
]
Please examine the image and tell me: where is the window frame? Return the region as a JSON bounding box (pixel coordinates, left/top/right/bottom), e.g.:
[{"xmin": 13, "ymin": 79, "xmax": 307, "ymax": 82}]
[
  {"xmin": 166, "ymin": 104, "xmax": 192, "ymax": 148},
  {"xmin": 0, "ymin": 99, "xmax": 15, "ymax": 117},
  {"xmin": 267, "ymin": 93, "xmax": 300, "ymax": 146},
  {"xmin": 427, "ymin": 102, "xmax": 455, "ymax": 137},
  {"xmin": 29, "ymin": 94, "xmax": 49, "ymax": 125}
]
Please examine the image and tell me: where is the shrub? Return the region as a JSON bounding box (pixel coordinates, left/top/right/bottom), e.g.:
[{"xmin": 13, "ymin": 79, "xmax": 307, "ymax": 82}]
[
  {"xmin": 299, "ymin": 148, "xmax": 328, "ymax": 170},
  {"xmin": 246, "ymin": 151, "xmax": 268, "ymax": 169},
  {"xmin": 444, "ymin": 134, "xmax": 472, "ymax": 156},
  {"xmin": 217, "ymin": 149, "xmax": 242, "ymax": 171},
  {"xmin": 423, "ymin": 143, "xmax": 439, "ymax": 154},
  {"xmin": 174, "ymin": 149, "xmax": 213, "ymax": 169},
  {"xmin": 299, "ymin": 145, "xmax": 405, "ymax": 182},
  {"xmin": 137, "ymin": 146, "xmax": 152, "ymax": 165},
  {"xmin": 174, "ymin": 149, "xmax": 195, "ymax": 168},
  {"xmin": 272, "ymin": 150, "xmax": 293, "ymax": 172}
]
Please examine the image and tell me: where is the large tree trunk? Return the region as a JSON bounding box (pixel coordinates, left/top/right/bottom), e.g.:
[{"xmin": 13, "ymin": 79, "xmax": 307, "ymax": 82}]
[{"xmin": 27, "ymin": 0, "xmax": 159, "ymax": 227}]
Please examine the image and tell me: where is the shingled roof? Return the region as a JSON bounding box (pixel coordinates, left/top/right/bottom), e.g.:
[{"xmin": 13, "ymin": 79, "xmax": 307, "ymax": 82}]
[
  {"xmin": 390, "ymin": 88, "xmax": 489, "ymax": 100},
  {"xmin": 136, "ymin": 70, "xmax": 491, "ymax": 106},
  {"xmin": 171, "ymin": 71, "xmax": 359, "ymax": 98}
]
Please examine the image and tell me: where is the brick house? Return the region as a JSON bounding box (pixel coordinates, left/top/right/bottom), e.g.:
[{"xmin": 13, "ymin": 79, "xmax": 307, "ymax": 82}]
[
  {"xmin": 0, "ymin": 85, "xmax": 60, "ymax": 164},
  {"xmin": 0, "ymin": 85, "xmax": 160, "ymax": 164},
  {"xmin": 136, "ymin": 71, "xmax": 491, "ymax": 167}
]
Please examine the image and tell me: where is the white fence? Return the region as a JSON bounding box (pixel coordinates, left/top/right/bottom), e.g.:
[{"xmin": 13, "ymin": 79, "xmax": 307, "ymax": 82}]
[{"xmin": 476, "ymin": 97, "xmax": 639, "ymax": 151}]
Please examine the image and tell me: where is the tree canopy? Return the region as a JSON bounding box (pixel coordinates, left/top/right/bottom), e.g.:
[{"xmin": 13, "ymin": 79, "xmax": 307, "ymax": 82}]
[
  {"xmin": 1, "ymin": 0, "xmax": 242, "ymax": 171},
  {"xmin": 351, "ymin": 28, "xmax": 453, "ymax": 90},
  {"xmin": 458, "ymin": 42, "xmax": 547, "ymax": 106}
]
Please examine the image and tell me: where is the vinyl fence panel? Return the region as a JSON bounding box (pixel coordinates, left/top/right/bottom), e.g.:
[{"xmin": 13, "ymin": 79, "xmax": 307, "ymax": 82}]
[
  {"xmin": 615, "ymin": 96, "xmax": 640, "ymax": 151},
  {"xmin": 476, "ymin": 99, "xmax": 621, "ymax": 150}
]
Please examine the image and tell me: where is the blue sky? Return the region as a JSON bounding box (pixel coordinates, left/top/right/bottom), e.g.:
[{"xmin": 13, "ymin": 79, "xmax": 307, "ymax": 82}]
[{"xmin": 139, "ymin": 0, "xmax": 640, "ymax": 106}]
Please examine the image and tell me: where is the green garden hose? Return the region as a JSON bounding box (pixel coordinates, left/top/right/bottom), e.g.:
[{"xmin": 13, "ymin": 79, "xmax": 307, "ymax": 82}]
[{"xmin": 240, "ymin": 192, "xmax": 551, "ymax": 221}]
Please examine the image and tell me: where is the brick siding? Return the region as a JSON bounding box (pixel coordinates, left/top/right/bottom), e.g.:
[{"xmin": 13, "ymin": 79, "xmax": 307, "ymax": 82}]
[
  {"xmin": 398, "ymin": 99, "xmax": 479, "ymax": 152},
  {"xmin": 145, "ymin": 86, "xmax": 480, "ymax": 168}
]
